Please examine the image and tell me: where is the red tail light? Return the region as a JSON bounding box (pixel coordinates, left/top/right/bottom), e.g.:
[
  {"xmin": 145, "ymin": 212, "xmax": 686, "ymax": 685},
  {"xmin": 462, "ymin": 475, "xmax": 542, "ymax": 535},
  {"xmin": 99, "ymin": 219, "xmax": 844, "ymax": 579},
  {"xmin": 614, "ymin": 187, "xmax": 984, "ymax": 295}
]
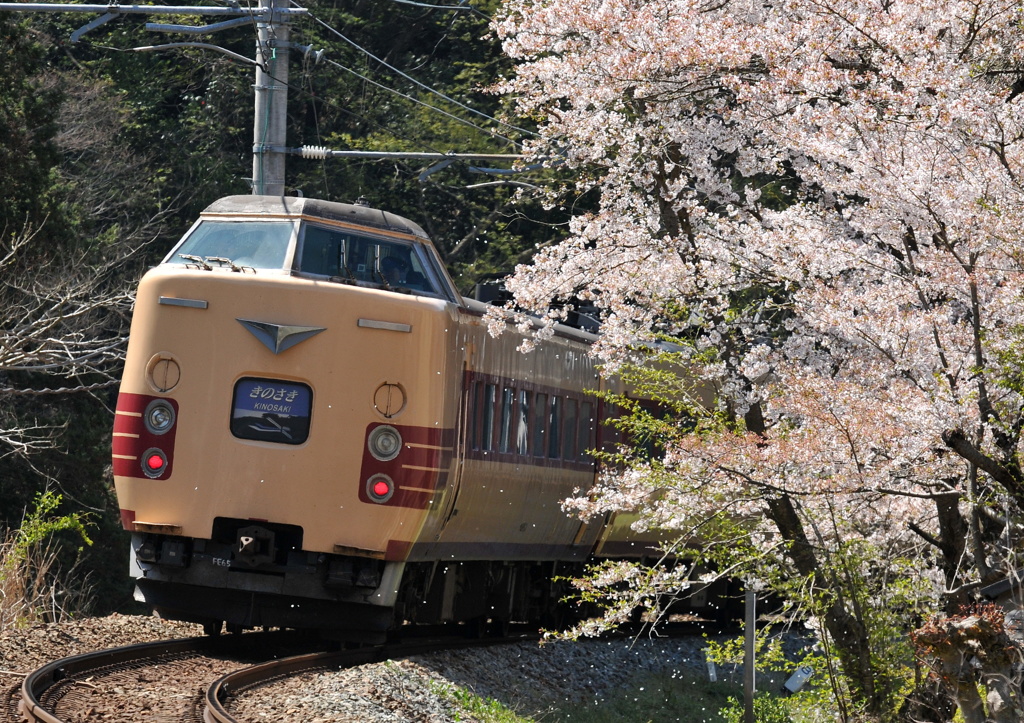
[
  {"xmin": 113, "ymin": 393, "xmax": 178, "ymax": 480},
  {"xmin": 366, "ymin": 474, "xmax": 394, "ymax": 503},
  {"xmin": 143, "ymin": 448, "xmax": 169, "ymax": 478}
]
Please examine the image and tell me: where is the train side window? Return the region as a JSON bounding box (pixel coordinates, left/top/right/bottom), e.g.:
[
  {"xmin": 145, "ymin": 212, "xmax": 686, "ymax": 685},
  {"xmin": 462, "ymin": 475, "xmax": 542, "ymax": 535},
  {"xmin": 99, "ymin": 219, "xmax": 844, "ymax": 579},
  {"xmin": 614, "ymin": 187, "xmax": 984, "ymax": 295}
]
[
  {"xmin": 516, "ymin": 390, "xmax": 530, "ymax": 455},
  {"xmin": 499, "ymin": 387, "xmax": 515, "ymax": 453},
  {"xmin": 562, "ymin": 398, "xmax": 578, "ymax": 460},
  {"xmin": 473, "ymin": 381, "xmax": 493, "ymax": 451},
  {"xmin": 579, "ymin": 401, "xmax": 595, "ymax": 461},
  {"xmin": 471, "ymin": 381, "xmax": 485, "ymax": 450},
  {"xmin": 533, "ymin": 393, "xmax": 547, "ymax": 456},
  {"xmin": 482, "ymin": 383, "xmax": 497, "ymax": 451},
  {"xmin": 547, "ymin": 396, "xmax": 562, "ymax": 459}
]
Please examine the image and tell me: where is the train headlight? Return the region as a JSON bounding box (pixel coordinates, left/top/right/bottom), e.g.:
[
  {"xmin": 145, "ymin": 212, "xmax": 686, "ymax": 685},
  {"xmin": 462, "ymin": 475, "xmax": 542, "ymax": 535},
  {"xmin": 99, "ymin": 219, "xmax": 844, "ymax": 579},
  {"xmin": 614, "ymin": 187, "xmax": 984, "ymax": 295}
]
[
  {"xmin": 366, "ymin": 474, "xmax": 394, "ymax": 503},
  {"xmin": 144, "ymin": 399, "xmax": 176, "ymax": 435},
  {"xmin": 367, "ymin": 425, "xmax": 402, "ymax": 461},
  {"xmin": 142, "ymin": 448, "xmax": 168, "ymax": 478}
]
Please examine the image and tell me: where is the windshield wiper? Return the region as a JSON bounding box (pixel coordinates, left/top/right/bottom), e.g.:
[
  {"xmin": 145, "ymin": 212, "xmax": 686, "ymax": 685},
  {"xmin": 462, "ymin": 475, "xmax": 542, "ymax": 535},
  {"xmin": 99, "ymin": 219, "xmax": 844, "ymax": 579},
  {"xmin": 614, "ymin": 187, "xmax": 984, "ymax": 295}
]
[
  {"xmin": 331, "ymin": 237, "xmax": 358, "ymax": 283},
  {"xmin": 206, "ymin": 256, "xmax": 246, "ymax": 272},
  {"xmin": 179, "ymin": 253, "xmax": 212, "ymax": 270}
]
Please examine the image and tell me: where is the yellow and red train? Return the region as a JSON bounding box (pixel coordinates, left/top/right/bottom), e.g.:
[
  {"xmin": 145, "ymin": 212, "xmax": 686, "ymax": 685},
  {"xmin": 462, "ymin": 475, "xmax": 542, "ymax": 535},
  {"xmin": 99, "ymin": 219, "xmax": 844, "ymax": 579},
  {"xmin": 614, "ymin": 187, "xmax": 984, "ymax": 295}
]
[{"xmin": 112, "ymin": 195, "xmax": 726, "ymax": 638}]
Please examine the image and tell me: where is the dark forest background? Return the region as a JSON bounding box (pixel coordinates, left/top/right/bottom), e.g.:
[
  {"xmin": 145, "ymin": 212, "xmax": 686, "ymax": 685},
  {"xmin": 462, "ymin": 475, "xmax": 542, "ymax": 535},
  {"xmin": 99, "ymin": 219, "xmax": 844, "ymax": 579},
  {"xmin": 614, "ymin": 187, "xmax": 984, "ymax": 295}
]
[{"xmin": 0, "ymin": 0, "xmax": 563, "ymax": 614}]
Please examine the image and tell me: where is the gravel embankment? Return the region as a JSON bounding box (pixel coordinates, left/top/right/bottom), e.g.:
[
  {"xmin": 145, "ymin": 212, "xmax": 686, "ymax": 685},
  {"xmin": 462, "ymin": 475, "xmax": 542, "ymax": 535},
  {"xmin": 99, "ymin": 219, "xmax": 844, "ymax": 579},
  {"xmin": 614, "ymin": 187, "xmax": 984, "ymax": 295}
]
[
  {"xmin": 0, "ymin": 614, "xmax": 730, "ymax": 722},
  {"xmin": 231, "ymin": 635, "xmax": 718, "ymax": 721}
]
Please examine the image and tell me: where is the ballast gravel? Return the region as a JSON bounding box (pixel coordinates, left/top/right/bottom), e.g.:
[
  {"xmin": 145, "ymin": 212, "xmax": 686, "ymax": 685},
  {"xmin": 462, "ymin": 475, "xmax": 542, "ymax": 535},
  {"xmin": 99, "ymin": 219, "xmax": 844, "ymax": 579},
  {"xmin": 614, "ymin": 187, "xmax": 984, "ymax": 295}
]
[
  {"xmin": 0, "ymin": 614, "xmax": 730, "ymax": 722},
  {"xmin": 230, "ymin": 636, "xmax": 717, "ymax": 722}
]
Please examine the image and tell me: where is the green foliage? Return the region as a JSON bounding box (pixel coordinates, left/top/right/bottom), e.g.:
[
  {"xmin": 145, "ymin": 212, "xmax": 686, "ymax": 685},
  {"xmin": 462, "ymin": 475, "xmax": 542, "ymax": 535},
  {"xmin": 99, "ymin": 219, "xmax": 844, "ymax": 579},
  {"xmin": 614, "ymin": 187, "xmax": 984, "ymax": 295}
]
[
  {"xmin": 548, "ymin": 670, "xmax": 743, "ymax": 723},
  {"xmin": 705, "ymin": 631, "xmax": 840, "ymax": 722},
  {"xmin": 0, "ymin": 491, "xmax": 94, "ymax": 627},
  {"xmin": 719, "ymin": 694, "xmax": 792, "ymax": 723},
  {"xmin": 431, "ymin": 681, "xmax": 533, "ymax": 723},
  {"xmin": 575, "ymin": 351, "xmax": 929, "ymax": 720},
  {"xmin": 6, "ymin": 491, "xmax": 92, "ymax": 566},
  {"xmin": 0, "ymin": 15, "xmax": 64, "ymax": 228}
]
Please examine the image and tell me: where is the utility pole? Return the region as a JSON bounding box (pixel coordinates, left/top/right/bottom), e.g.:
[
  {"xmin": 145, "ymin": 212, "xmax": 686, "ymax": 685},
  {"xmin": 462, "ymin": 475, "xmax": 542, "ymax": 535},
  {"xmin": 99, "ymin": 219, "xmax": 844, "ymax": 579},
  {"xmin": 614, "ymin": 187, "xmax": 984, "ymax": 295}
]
[
  {"xmin": 252, "ymin": 0, "xmax": 290, "ymax": 196},
  {"xmin": 743, "ymin": 587, "xmax": 756, "ymax": 723}
]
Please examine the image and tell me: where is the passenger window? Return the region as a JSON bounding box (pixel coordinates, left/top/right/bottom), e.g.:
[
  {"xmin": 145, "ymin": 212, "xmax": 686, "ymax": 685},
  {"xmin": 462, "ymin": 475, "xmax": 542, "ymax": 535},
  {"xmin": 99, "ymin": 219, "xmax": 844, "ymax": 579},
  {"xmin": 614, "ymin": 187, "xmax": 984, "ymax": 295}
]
[
  {"xmin": 547, "ymin": 396, "xmax": 561, "ymax": 459},
  {"xmin": 533, "ymin": 393, "xmax": 547, "ymax": 456},
  {"xmin": 562, "ymin": 399, "xmax": 578, "ymax": 460},
  {"xmin": 499, "ymin": 387, "xmax": 515, "ymax": 453},
  {"xmin": 579, "ymin": 401, "xmax": 594, "ymax": 461},
  {"xmin": 516, "ymin": 390, "xmax": 530, "ymax": 455},
  {"xmin": 482, "ymin": 383, "xmax": 497, "ymax": 451}
]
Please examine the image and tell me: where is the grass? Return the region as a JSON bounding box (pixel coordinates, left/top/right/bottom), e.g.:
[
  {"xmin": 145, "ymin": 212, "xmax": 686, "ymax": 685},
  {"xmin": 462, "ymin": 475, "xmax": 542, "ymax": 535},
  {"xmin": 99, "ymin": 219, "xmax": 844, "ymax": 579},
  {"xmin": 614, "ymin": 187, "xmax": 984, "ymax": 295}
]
[
  {"xmin": 545, "ymin": 670, "xmax": 744, "ymax": 723},
  {"xmin": 0, "ymin": 492, "xmax": 93, "ymax": 629},
  {"xmin": 432, "ymin": 681, "xmax": 534, "ymax": 723},
  {"xmin": 432, "ymin": 666, "xmax": 794, "ymax": 723}
]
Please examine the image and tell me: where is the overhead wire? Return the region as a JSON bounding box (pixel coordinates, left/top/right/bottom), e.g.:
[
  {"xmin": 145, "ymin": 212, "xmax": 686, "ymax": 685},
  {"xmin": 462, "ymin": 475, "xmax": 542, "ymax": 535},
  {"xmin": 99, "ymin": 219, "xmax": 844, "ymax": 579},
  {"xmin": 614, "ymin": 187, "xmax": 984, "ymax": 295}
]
[
  {"xmin": 383, "ymin": 0, "xmax": 492, "ymax": 22},
  {"xmin": 92, "ymin": 2, "xmax": 541, "ymax": 181},
  {"xmin": 321, "ymin": 56, "xmax": 521, "ymax": 147},
  {"xmin": 299, "ymin": 6, "xmax": 535, "ymax": 140},
  {"xmin": 382, "ymin": 0, "xmax": 473, "ymax": 11},
  {"xmin": 258, "ymin": 62, "xmax": 457, "ymax": 159}
]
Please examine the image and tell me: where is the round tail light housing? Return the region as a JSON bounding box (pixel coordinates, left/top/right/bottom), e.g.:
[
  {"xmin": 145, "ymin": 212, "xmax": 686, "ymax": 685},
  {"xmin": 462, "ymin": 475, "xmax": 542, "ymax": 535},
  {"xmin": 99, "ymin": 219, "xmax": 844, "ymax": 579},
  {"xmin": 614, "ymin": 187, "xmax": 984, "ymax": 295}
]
[
  {"xmin": 367, "ymin": 425, "xmax": 402, "ymax": 461},
  {"xmin": 366, "ymin": 474, "xmax": 394, "ymax": 503},
  {"xmin": 144, "ymin": 399, "xmax": 176, "ymax": 435},
  {"xmin": 142, "ymin": 448, "xmax": 169, "ymax": 478}
]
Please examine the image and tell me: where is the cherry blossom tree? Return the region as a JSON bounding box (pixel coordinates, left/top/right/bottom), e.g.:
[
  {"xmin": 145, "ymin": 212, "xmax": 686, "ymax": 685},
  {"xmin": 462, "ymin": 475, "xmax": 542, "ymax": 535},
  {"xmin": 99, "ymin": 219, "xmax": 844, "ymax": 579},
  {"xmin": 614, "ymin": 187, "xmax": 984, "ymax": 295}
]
[{"xmin": 493, "ymin": 0, "xmax": 1024, "ymax": 719}]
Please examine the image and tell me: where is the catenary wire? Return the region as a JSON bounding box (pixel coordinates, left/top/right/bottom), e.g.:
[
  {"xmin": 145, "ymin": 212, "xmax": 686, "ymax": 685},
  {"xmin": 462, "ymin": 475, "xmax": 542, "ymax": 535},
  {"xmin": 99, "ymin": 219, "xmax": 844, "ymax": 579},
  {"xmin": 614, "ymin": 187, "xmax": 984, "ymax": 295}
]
[
  {"xmin": 302, "ymin": 7, "xmax": 535, "ymax": 139},
  {"xmin": 322, "ymin": 56, "xmax": 521, "ymax": 146}
]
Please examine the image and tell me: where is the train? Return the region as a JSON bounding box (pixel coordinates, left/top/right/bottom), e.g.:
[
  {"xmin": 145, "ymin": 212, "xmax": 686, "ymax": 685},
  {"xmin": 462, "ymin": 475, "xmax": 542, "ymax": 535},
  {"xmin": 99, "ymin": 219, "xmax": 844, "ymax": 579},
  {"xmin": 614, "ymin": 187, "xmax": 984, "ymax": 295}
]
[{"xmin": 112, "ymin": 195, "xmax": 731, "ymax": 640}]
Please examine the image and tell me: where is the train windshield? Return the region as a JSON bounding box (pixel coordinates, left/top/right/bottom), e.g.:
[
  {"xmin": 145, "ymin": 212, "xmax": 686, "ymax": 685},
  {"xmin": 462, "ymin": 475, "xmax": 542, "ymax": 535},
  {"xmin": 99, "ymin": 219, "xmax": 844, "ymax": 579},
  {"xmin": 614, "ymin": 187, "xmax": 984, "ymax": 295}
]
[
  {"xmin": 168, "ymin": 221, "xmax": 294, "ymax": 270},
  {"xmin": 296, "ymin": 223, "xmax": 446, "ymax": 298}
]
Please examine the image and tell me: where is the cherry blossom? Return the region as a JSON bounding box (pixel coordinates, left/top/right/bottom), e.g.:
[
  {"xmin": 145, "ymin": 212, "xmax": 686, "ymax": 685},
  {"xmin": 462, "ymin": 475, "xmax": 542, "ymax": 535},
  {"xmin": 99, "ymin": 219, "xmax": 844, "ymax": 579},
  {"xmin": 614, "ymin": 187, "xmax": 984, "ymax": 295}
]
[{"xmin": 494, "ymin": 0, "xmax": 1024, "ymax": 716}]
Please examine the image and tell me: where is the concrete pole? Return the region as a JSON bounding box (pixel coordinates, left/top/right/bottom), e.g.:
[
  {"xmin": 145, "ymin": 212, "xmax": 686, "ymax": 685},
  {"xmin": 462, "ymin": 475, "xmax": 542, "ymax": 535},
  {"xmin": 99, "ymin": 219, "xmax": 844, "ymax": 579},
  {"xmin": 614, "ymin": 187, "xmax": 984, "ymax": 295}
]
[
  {"xmin": 744, "ymin": 588, "xmax": 756, "ymax": 723},
  {"xmin": 252, "ymin": 0, "xmax": 290, "ymax": 196}
]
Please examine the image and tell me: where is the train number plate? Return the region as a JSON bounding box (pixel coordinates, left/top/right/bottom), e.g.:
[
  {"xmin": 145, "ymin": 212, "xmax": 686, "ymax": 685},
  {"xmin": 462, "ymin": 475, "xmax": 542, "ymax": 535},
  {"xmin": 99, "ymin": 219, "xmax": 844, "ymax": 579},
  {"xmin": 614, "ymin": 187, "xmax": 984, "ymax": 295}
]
[{"xmin": 230, "ymin": 378, "xmax": 312, "ymax": 445}]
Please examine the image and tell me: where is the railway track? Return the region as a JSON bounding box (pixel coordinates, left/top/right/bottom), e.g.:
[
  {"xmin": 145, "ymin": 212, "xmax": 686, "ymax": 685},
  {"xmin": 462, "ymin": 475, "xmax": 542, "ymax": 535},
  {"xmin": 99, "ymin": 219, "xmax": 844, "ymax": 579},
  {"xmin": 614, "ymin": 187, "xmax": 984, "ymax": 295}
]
[{"xmin": 12, "ymin": 629, "xmax": 539, "ymax": 723}]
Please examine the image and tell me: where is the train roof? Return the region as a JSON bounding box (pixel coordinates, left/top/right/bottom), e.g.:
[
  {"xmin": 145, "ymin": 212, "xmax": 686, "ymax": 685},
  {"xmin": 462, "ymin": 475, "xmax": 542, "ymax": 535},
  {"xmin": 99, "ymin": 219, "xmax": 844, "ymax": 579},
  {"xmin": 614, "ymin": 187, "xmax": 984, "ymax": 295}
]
[{"xmin": 201, "ymin": 196, "xmax": 431, "ymax": 241}]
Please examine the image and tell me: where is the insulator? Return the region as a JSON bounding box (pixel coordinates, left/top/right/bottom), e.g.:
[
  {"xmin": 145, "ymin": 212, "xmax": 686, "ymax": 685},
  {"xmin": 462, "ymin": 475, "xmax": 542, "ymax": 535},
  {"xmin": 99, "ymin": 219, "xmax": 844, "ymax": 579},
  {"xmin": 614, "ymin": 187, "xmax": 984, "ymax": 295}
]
[{"xmin": 301, "ymin": 145, "xmax": 330, "ymax": 160}]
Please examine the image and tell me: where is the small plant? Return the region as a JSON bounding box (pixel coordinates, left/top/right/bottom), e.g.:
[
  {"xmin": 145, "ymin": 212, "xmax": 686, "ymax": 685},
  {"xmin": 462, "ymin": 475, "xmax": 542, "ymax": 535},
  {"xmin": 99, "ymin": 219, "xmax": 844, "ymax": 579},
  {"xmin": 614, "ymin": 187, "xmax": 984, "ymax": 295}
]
[
  {"xmin": 719, "ymin": 693, "xmax": 792, "ymax": 723},
  {"xmin": 431, "ymin": 681, "xmax": 533, "ymax": 723},
  {"xmin": 0, "ymin": 491, "xmax": 94, "ymax": 629}
]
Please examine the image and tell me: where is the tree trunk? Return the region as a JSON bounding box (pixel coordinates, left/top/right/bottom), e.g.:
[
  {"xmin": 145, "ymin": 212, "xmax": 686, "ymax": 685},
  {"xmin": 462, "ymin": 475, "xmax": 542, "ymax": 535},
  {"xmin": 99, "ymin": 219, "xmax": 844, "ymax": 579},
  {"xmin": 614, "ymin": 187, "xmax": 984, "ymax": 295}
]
[{"xmin": 764, "ymin": 494, "xmax": 883, "ymax": 716}]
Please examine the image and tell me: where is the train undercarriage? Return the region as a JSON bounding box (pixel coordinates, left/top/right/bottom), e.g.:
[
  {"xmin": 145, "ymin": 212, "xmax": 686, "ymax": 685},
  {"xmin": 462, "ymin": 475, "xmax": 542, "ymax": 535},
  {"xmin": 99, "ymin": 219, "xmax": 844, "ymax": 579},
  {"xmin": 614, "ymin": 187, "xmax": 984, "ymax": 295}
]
[{"xmin": 132, "ymin": 525, "xmax": 586, "ymax": 642}]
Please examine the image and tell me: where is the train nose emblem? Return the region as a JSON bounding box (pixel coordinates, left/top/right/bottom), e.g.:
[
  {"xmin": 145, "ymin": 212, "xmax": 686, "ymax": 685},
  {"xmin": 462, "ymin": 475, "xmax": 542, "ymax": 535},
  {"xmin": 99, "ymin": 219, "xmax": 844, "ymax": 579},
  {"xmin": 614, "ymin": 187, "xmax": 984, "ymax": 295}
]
[{"xmin": 237, "ymin": 319, "xmax": 326, "ymax": 354}]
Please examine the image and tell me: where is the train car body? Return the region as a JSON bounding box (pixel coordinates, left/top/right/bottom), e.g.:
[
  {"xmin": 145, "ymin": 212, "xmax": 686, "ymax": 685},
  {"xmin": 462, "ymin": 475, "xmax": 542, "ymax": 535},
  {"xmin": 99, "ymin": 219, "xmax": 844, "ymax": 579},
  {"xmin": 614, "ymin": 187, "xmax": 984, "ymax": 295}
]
[{"xmin": 114, "ymin": 196, "xmax": 639, "ymax": 638}]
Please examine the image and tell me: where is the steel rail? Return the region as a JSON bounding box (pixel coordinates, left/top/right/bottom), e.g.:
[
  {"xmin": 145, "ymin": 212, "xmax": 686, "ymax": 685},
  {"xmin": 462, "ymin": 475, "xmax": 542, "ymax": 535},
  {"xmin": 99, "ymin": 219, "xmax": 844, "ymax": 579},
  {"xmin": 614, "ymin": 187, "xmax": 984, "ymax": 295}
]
[{"xmin": 21, "ymin": 637, "xmax": 211, "ymax": 723}]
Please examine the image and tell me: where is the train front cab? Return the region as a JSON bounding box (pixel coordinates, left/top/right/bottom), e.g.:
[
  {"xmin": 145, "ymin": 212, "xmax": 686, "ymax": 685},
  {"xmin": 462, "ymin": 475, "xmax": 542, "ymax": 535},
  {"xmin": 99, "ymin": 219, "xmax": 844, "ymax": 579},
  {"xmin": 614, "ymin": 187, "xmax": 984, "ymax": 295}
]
[{"xmin": 114, "ymin": 196, "xmax": 465, "ymax": 638}]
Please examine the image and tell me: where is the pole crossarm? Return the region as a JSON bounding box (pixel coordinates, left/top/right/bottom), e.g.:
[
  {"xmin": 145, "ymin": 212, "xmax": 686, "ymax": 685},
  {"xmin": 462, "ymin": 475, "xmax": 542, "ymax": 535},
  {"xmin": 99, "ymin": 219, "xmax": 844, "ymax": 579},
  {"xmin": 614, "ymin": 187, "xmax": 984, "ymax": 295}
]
[
  {"xmin": 132, "ymin": 41, "xmax": 260, "ymax": 65},
  {"xmin": 145, "ymin": 16, "xmax": 255, "ymax": 34},
  {"xmin": 293, "ymin": 147, "xmax": 525, "ymax": 162}
]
